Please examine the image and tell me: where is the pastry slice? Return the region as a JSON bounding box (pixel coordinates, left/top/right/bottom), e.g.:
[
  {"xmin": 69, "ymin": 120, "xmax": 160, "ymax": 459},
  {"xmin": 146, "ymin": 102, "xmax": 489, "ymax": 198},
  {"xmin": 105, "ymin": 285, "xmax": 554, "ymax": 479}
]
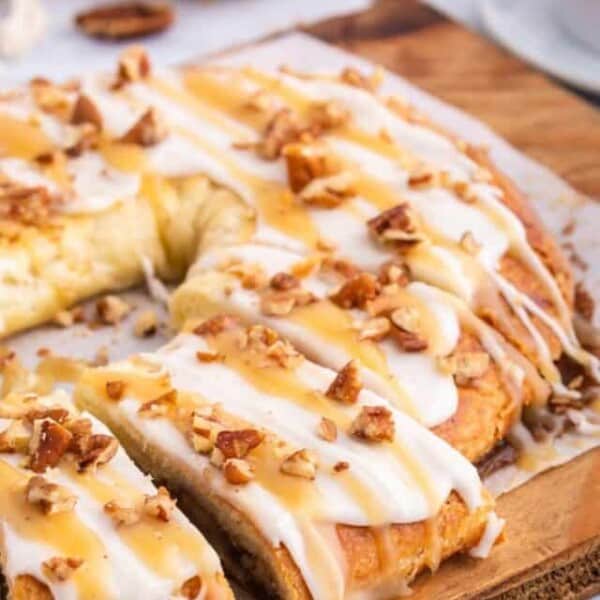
[
  {"xmin": 75, "ymin": 316, "xmax": 500, "ymax": 599},
  {"xmin": 171, "ymin": 242, "xmax": 548, "ymax": 463},
  {"xmin": 0, "ymin": 383, "xmax": 232, "ymax": 599}
]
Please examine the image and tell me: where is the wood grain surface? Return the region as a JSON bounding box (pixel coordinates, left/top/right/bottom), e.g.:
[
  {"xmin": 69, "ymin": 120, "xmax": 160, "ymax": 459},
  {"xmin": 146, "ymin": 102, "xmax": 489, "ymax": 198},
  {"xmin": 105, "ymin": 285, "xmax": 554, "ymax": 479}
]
[{"xmin": 306, "ymin": 2, "xmax": 600, "ymax": 598}]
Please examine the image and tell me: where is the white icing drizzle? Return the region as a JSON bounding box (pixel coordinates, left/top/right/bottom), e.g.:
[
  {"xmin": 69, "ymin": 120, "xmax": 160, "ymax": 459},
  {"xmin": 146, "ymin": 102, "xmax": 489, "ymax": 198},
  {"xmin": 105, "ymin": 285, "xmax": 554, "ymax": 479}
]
[{"xmin": 469, "ymin": 512, "xmax": 505, "ymax": 559}]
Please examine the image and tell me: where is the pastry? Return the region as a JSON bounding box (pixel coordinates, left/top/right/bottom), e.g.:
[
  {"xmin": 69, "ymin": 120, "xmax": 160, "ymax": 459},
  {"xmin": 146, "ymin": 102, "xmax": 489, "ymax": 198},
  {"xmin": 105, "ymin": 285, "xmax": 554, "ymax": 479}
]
[
  {"xmin": 0, "ymin": 360, "xmax": 232, "ymax": 599},
  {"xmin": 75, "ymin": 316, "xmax": 500, "ymax": 599}
]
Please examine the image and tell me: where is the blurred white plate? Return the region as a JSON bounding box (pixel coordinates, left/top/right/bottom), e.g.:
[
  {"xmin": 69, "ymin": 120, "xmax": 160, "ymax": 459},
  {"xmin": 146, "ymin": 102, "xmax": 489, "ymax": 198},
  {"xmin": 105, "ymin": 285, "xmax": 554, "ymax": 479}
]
[{"xmin": 482, "ymin": 0, "xmax": 600, "ymax": 94}]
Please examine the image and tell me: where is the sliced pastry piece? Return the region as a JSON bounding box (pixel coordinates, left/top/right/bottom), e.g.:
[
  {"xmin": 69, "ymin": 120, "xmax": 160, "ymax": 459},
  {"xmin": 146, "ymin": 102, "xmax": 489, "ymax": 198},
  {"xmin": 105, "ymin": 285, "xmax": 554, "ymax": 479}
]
[
  {"xmin": 75, "ymin": 316, "xmax": 501, "ymax": 600},
  {"xmin": 171, "ymin": 242, "xmax": 548, "ymax": 463},
  {"xmin": 0, "ymin": 383, "xmax": 232, "ymax": 599}
]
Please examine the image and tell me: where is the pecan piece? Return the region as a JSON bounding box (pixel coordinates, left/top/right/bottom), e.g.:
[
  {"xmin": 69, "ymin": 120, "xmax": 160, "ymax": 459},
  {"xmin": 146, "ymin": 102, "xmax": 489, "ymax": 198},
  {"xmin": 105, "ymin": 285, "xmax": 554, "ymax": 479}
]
[
  {"xmin": 193, "ymin": 315, "xmax": 239, "ymax": 336},
  {"xmin": 143, "ymin": 486, "xmax": 176, "ymax": 522},
  {"xmin": 215, "ymin": 429, "xmax": 264, "ymax": 459},
  {"xmin": 77, "ymin": 434, "xmax": 119, "ymax": 472},
  {"xmin": 283, "ymin": 142, "xmax": 341, "ymax": 194},
  {"xmin": 298, "ymin": 171, "xmax": 355, "ymax": 208},
  {"xmin": 71, "ymin": 94, "xmax": 103, "ymax": 130},
  {"xmin": 26, "ymin": 475, "xmax": 77, "ymax": 515},
  {"xmin": 356, "ymin": 316, "xmax": 390, "ymax": 342},
  {"xmin": 138, "ymin": 389, "xmax": 177, "ymax": 418},
  {"xmin": 349, "ymin": 406, "xmax": 395, "ymax": 442},
  {"xmin": 340, "ymin": 67, "xmax": 383, "ymax": 92},
  {"xmin": 317, "ymin": 417, "xmax": 337, "ymax": 442},
  {"xmin": 326, "ymin": 360, "xmax": 362, "ymax": 405},
  {"xmin": 329, "ymin": 272, "xmax": 381, "ymax": 310},
  {"xmin": 308, "ymin": 101, "xmax": 350, "ymax": 132},
  {"xmin": 438, "ymin": 352, "xmax": 490, "ymax": 385},
  {"xmin": 96, "ymin": 295, "xmax": 131, "ymax": 325},
  {"xmin": 104, "ymin": 499, "xmax": 141, "ymax": 526},
  {"xmin": 378, "ymin": 259, "xmax": 410, "ymax": 287},
  {"xmin": 75, "ymin": 2, "xmax": 175, "ymax": 40},
  {"xmin": 180, "ymin": 575, "xmax": 203, "ymax": 599},
  {"xmin": 270, "ymin": 272, "xmax": 300, "ymax": 291},
  {"xmin": 280, "ymin": 448, "xmax": 318, "ymax": 480},
  {"xmin": 367, "ymin": 204, "xmax": 424, "ymax": 245},
  {"xmin": 115, "ymin": 45, "xmax": 151, "ymax": 86},
  {"xmin": 389, "ymin": 307, "xmax": 428, "ymax": 352},
  {"xmin": 42, "ymin": 557, "xmax": 84, "ymax": 582},
  {"xmin": 105, "ymin": 380, "xmax": 126, "ymax": 400},
  {"xmin": 256, "ymin": 108, "xmax": 304, "ymax": 160},
  {"xmin": 0, "ymin": 420, "xmax": 30, "ymax": 454},
  {"xmin": 223, "ymin": 458, "xmax": 254, "ymax": 485},
  {"xmin": 134, "ymin": 309, "xmax": 158, "ymax": 337},
  {"xmin": 120, "ymin": 107, "xmax": 167, "ymax": 146},
  {"xmin": 29, "ymin": 419, "xmax": 73, "ymax": 473}
]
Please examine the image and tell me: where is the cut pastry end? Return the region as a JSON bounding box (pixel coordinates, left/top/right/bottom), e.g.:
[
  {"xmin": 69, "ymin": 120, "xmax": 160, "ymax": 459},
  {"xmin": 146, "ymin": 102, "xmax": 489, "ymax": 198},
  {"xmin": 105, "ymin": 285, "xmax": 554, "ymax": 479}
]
[
  {"xmin": 0, "ymin": 383, "xmax": 233, "ymax": 600},
  {"xmin": 75, "ymin": 320, "xmax": 497, "ymax": 599}
]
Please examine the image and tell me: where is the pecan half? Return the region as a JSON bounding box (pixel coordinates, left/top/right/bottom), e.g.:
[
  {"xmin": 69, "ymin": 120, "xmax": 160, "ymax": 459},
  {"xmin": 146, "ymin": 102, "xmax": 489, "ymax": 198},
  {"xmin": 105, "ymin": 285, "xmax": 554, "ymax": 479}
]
[
  {"xmin": 326, "ymin": 360, "xmax": 362, "ymax": 405},
  {"xmin": 349, "ymin": 406, "xmax": 395, "ymax": 442},
  {"xmin": 75, "ymin": 2, "xmax": 174, "ymax": 40},
  {"xmin": 29, "ymin": 419, "xmax": 73, "ymax": 473}
]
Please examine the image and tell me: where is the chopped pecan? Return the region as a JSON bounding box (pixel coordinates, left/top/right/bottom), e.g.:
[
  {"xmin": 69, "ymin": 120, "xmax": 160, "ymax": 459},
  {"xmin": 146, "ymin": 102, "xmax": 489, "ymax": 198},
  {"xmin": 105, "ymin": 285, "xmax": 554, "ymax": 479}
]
[
  {"xmin": 196, "ymin": 350, "xmax": 222, "ymax": 363},
  {"xmin": 75, "ymin": 2, "xmax": 174, "ymax": 40},
  {"xmin": 308, "ymin": 101, "xmax": 350, "ymax": 132},
  {"xmin": 367, "ymin": 204, "xmax": 423, "ymax": 245},
  {"xmin": 280, "ymin": 448, "xmax": 318, "ymax": 480},
  {"xmin": 0, "ymin": 420, "xmax": 30, "ymax": 453},
  {"xmin": 256, "ymin": 108, "xmax": 304, "ymax": 160},
  {"xmin": 333, "ymin": 461, "xmax": 350, "ymax": 473},
  {"xmin": 340, "ymin": 67, "xmax": 383, "ymax": 92},
  {"xmin": 134, "ymin": 309, "xmax": 158, "ymax": 337},
  {"xmin": 138, "ymin": 389, "xmax": 177, "ymax": 418},
  {"xmin": 26, "ymin": 475, "xmax": 77, "ymax": 515},
  {"xmin": 317, "ymin": 417, "xmax": 337, "ymax": 442},
  {"xmin": 0, "ymin": 185, "xmax": 56, "ymax": 225},
  {"xmin": 329, "ymin": 272, "xmax": 381, "ymax": 310},
  {"xmin": 261, "ymin": 286, "xmax": 315, "ymax": 317},
  {"xmin": 65, "ymin": 418, "xmax": 93, "ymax": 456},
  {"xmin": 321, "ymin": 257, "xmax": 360, "ymax": 280},
  {"xmin": 77, "ymin": 434, "xmax": 119, "ymax": 472},
  {"xmin": 215, "ymin": 429, "xmax": 264, "ymax": 459},
  {"xmin": 223, "ymin": 458, "xmax": 254, "ymax": 485},
  {"xmin": 71, "ymin": 94, "xmax": 103, "ymax": 130},
  {"xmin": 42, "ymin": 557, "xmax": 83, "ymax": 582},
  {"xmin": 104, "ymin": 499, "xmax": 141, "ymax": 526},
  {"xmin": 438, "ymin": 351, "xmax": 490, "ymax": 385},
  {"xmin": 389, "ymin": 307, "xmax": 428, "ymax": 352},
  {"xmin": 298, "ymin": 171, "xmax": 355, "ymax": 208},
  {"xmin": 65, "ymin": 122, "xmax": 100, "ymax": 157},
  {"xmin": 326, "ymin": 360, "xmax": 362, "ymax": 405},
  {"xmin": 356, "ymin": 316, "xmax": 390, "ymax": 342},
  {"xmin": 96, "ymin": 295, "xmax": 131, "ymax": 325},
  {"xmin": 270, "ymin": 272, "xmax": 300, "ymax": 291},
  {"xmin": 193, "ymin": 315, "xmax": 239, "ymax": 336},
  {"xmin": 180, "ymin": 575, "xmax": 203, "ymax": 599},
  {"xmin": 24, "ymin": 407, "xmax": 70, "ymax": 424},
  {"xmin": 575, "ymin": 282, "xmax": 595, "ymax": 321},
  {"xmin": 143, "ymin": 486, "xmax": 176, "ymax": 522},
  {"xmin": 408, "ymin": 165, "xmax": 438, "ymax": 189},
  {"xmin": 105, "ymin": 380, "xmax": 126, "ymax": 400},
  {"xmin": 29, "ymin": 419, "xmax": 73, "ymax": 473},
  {"xmin": 225, "ymin": 261, "xmax": 268, "ymax": 290},
  {"xmin": 349, "ymin": 406, "xmax": 395, "ymax": 442},
  {"xmin": 378, "ymin": 259, "xmax": 410, "ymax": 287},
  {"xmin": 190, "ymin": 412, "xmax": 220, "ymax": 454},
  {"xmin": 115, "ymin": 45, "xmax": 151, "ymax": 85},
  {"xmin": 30, "ymin": 79, "xmax": 71, "ymax": 117},
  {"xmin": 283, "ymin": 142, "xmax": 341, "ymax": 194},
  {"xmin": 120, "ymin": 108, "xmax": 167, "ymax": 146}
]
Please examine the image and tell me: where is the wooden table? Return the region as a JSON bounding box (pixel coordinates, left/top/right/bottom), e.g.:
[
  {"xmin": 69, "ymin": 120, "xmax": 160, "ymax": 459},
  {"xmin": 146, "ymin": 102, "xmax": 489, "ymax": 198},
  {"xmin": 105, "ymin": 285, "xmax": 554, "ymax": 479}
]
[{"xmin": 307, "ymin": 3, "xmax": 600, "ymax": 598}]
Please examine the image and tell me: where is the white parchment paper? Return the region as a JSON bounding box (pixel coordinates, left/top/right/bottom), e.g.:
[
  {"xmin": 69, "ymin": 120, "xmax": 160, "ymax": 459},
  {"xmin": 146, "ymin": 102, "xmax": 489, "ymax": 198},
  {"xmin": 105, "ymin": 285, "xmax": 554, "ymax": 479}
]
[{"xmin": 6, "ymin": 30, "xmax": 600, "ymax": 508}]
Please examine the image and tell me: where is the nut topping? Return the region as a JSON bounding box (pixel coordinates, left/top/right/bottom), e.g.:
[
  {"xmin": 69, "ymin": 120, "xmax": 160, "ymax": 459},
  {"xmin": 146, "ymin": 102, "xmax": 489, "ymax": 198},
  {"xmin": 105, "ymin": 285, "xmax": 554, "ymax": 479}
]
[
  {"xmin": 349, "ymin": 406, "xmax": 395, "ymax": 442},
  {"xmin": 120, "ymin": 107, "xmax": 167, "ymax": 146},
  {"xmin": 378, "ymin": 259, "xmax": 410, "ymax": 287},
  {"xmin": 215, "ymin": 429, "xmax": 264, "ymax": 459},
  {"xmin": 326, "ymin": 360, "xmax": 362, "ymax": 405},
  {"xmin": 283, "ymin": 142, "xmax": 341, "ymax": 194},
  {"xmin": 180, "ymin": 575, "xmax": 203, "ymax": 599},
  {"xmin": 329, "ymin": 273, "xmax": 381, "ymax": 310},
  {"xmin": 407, "ymin": 165, "xmax": 438, "ymax": 189},
  {"xmin": 106, "ymin": 380, "xmax": 126, "ymax": 400},
  {"xmin": 115, "ymin": 45, "xmax": 151, "ymax": 85},
  {"xmin": 193, "ymin": 315, "xmax": 239, "ymax": 336},
  {"xmin": 333, "ymin": 461, "xmax": 350, "ymax": 473},
  {"xmin": 26, "ymin": 475, "xmax": 77, "ymax": 515},
  {"xmin": 340, "ymin": 67, "xmax": 383, "ymax": 92},
  {"xmin": 96, "ymin": 295, "xmax": 131, "ymax": 325},
  {"xmin": 270, "ymin": 272, "xmax": 300, "ymax": 291},
  {"xmin": 134, "ymin": 309, "xmax": 158, "ymax": 337},
  {"xmin": 42, "ymin": 556, "xmax": 84, "ymax": 582},
  {"xmin": 308, "ymin": 101, "xmax": 350, "ymax": 131},
  {"xmin": 256, "ymin": 108, "xmax": 305, "ymax": 160},
  {"xmin": 389, "ymin": 306, "xmax": 428, "ymax": 352},
  {"xmin": 223, "ymin": 458, "xmax": 254, "ymax": 485},
  {"xmin": 190, "ymin": 412, "xmax": 220, "ymax": 454},
  {"xmin": 104, "ymin": 499, "xmax": 141, "ymax": 526},
  {"xmin": 367, "ymin": 204, "xmax": 424, "ymax": 246},
  {"xmin": 29, "ymin": 419, "xmax": 73, "ymax": 473},
  {"xmin": 75, "ymin": 2, "xmax": 175, "ymax": 40},
  {"xmin": 298, "ymin": 171, "xmax": 356, "ymax": 208},
  {"xmin": 138, "ymin": 389, "xmax": 177, "ymax": 418},
  {"xmin": 143, "ymin": 486, "xmax": 176, "ymax": 522},
  {"xmin": 438, "ymin": 352, "xmax": 490, "ymax": 385},
  {"xmin": 196, "ymin": 350, "xmax": 222, "ymax": 363},
  {"xmin": 317, "ymin": 417, "xmax": 337, "ymax": 442},
  {"xmin": 356, "ymin": 316, "xmax": 391, "ymax": 342},
  {"xmin": 77, "ymin": 434, "xmax": 118, "ymax": 472},
  {"xmin": 71, "ymin": 94, "xmax": 103, "ymax": 130},
  {"xmin": 0, "ymin": 420, "xmax": 31, "ymax": 454},
  {"xmin": 280, "ymin": 448, "xmax": 318, "ymax": 480}
]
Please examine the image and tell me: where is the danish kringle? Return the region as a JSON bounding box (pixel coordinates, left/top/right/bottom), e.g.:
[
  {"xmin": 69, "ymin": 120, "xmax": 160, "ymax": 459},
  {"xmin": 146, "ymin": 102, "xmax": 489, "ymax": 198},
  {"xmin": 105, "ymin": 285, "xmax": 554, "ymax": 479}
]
[
  {"xmin": 1, "ymin": 45, "xmax": 599, "ymax": 598},
  {"xmin": 0, "ymin": 358, "xmax": 232, "ymax": 600}
]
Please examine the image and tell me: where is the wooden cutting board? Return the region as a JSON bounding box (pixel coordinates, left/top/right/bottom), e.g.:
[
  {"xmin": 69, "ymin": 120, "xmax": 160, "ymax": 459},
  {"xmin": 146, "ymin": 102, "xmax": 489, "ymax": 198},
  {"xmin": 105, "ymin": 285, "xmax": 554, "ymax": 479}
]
[{"xmin": 305, "ymin": 2, "xmax": 600, "ymax": 598}]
